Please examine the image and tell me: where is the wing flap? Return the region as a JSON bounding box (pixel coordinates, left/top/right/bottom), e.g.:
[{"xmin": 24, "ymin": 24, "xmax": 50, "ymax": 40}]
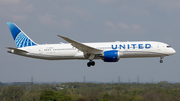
[{"xmin": 57, "ymin": 35, "xmax": 103, "ymax": 54}]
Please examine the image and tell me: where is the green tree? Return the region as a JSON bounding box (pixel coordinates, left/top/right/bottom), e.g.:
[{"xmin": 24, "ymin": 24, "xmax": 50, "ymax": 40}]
[
  {"xmin": 115, "ymin": 86, "xmax": 123, "ymax": 98},
  {"xmin": 40, "ymin": 90, "xmax": 64, "ymax": 101},
  {"xmin": 58, "ymin": 95, "xmax": 73, "ymax": 101},
  {"xmin": 103, "ymin": 93, "xmax": 110, "ymax": 100},
  {"xmin": 129, "ymin": 95, "xmax": 143, "ymax": 101},
  {"xmin": 102, "ymin": 98, "xmax": 108, "ymax": 101},
  {"xmin": 2, "ymin": 86, "xmax": 23, "ymax": 101}
]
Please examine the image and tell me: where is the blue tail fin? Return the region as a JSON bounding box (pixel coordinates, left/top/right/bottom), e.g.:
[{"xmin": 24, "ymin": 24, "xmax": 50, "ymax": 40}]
[{"xmin": 7, "ymin": 22, "xmax": 37, "ymax": 48}]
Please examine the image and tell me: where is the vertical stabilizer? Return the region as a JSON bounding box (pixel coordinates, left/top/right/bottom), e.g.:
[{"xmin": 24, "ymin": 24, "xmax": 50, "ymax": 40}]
[{"xmin": 7, "ymin": 22, "xmax": 37, "ymax": 48}]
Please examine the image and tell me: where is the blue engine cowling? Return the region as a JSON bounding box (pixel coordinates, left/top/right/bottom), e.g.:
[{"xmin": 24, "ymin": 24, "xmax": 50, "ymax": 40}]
[{"xmin": 102, "ymin": 50, "xmax": 120, "ymax": 62}]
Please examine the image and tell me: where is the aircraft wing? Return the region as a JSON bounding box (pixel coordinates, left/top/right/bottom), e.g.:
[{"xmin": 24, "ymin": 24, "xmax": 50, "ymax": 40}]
[
  {"xmin": 6, "ymin": 47, "xmax": 28, "ymax": 53},
  {"xmin": 57, "ymin": 35, "xmax": 103, "ymax": 54}
]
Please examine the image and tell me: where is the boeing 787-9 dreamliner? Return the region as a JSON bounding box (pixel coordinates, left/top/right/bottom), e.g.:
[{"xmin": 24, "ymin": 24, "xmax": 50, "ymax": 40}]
[{"xmin": 6, "ymin": 22, "xmax": 176, "ymax": 67}]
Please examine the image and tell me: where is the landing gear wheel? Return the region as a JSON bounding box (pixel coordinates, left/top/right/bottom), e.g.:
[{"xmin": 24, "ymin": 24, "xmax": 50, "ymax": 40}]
[
  {"xmin": 87, "ymin": 62, "xmax": 91, "ymax": 67},
  {"xmin": 91, "ymin": 61, "xmax": 95, "ymax": 66},
  {"xmin": 160, "ymin": 56, "xmax": 164, "ymax": 63},
  {"xmin": 87, "ymin": 61, "xmax": 95, "ymax": 67}
]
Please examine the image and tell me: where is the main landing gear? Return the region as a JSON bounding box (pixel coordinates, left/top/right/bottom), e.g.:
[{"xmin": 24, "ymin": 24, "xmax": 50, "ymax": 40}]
[
  {"xmin": 160, "ymin": 56, "xmax": 164, "ymax": 63},
  {"xmin": 87, "ymin": 60, "xmax": 95, "ymax": 67}
]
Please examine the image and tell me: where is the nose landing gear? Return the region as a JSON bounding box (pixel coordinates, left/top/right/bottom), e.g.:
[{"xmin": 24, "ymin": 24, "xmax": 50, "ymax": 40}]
[
  {"xmin": 87, "ymin": 60, "xmax": 95, "ymax": 67},
  {"xmin": 160, "ymin": 56, "xmax": 164, "ymax": 63},
  {"xmin": 160, "ymin": 60, "xmax": 163, "ymax": 63}
]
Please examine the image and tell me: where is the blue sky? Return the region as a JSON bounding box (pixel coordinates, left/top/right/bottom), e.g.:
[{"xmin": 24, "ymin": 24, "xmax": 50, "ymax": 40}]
[{"xmin": 0, "ymin": 0, "xmax": 179, "ymax": 83}]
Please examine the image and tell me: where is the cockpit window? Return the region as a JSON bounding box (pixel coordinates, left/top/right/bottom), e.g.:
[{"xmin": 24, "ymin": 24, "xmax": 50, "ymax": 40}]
[{"xmin": 167, "ymin": 46, "xmax": 171, "ymax": 48}]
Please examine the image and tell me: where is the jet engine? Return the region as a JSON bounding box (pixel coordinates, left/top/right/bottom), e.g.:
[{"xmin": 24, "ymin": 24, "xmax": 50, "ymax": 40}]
[{"xmin": 101, "ymin": 50, "xmax": 120, "ymax": 62}]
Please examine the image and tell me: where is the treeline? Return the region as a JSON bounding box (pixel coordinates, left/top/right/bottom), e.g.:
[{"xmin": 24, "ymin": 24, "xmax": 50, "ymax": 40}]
[{"xmin": 0, "ymin": 82, "xmax": 180, "ymax": 101}]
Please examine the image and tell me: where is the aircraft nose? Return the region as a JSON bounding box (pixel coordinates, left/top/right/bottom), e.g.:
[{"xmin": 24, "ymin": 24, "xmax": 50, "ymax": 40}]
[
  {"xmin": 172, "ymin": 48, "xmax": 176, "ymax": 54},
  {"xmin": 166, "ymin": 48, "xmax": 176, "ymax": 55},
  {"xmin": 168, "ymin": 48, "xmax": 176, "ymax": 55}
]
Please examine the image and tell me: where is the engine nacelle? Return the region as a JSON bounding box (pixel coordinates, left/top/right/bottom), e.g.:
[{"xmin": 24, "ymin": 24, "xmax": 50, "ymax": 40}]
[{"xmin": 102, "ymin": 50, "xmax": 120, "ymax": 62}]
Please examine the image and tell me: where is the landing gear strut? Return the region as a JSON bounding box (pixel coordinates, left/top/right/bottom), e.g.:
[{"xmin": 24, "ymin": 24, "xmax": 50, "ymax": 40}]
[
  {"xmin": 87, "ymin": 60, "xmax": 95, "ymax": 67},
  {"xmin": 160, "ymin": 56, "xmax": 164, "ymax": 63}
]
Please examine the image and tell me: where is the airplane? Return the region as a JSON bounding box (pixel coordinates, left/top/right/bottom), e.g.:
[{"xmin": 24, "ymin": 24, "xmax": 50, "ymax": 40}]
[{"xmin": 6, "ymin": 22, "xmax": 176, "ymax": 67}]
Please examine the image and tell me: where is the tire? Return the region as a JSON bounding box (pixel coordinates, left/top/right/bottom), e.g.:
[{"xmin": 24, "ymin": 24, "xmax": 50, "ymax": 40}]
[
  {"xmin": 91, "ymin": 61, "xmax": 95, "ymax": 66},
  {"xmin": 87, "ymin": 62, "xmax": 91, "ymax": 67}
]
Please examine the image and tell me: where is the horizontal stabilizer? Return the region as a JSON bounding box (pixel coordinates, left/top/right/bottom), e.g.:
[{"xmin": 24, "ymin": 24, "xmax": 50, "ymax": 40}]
[{"xmin": 6, "ymin": 47, "xmax": 28, "ymax": 53}]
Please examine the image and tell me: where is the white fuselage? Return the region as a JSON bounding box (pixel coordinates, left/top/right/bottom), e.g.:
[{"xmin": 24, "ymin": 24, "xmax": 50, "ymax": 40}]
[
  {"xmin": 11, "ymin": 41, "xmax": 175, "ymax": 61},
  {"xmin": 6, "ymin": 22, "xmax": 176, "ymax": 67}
]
